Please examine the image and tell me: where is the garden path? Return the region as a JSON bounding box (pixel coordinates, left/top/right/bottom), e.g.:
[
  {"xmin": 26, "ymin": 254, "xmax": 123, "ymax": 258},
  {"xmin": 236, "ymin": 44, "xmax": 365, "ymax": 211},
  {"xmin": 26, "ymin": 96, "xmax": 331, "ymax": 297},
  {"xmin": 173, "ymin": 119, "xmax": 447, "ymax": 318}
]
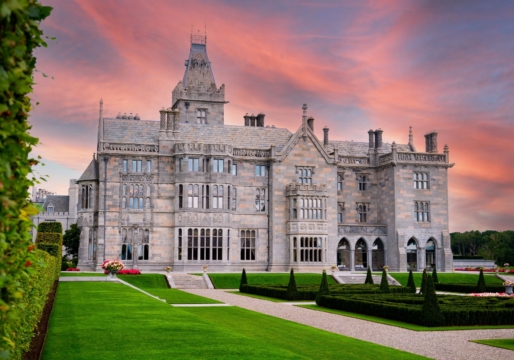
[{"xmin": 183, "ymin": 289, "xmax": 514, "ymax": 360}]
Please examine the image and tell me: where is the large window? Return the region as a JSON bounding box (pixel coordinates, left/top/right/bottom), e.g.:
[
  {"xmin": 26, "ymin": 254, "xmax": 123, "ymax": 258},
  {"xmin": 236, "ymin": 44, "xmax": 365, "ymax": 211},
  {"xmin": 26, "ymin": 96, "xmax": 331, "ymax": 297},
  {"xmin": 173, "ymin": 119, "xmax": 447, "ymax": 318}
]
[
  {"xmin": 197, "ymin": 109, "xmax": 207, "ymax": 124},
  {"xmin": 81, "ymin": 184, "xmax": 93, "ymax": 209},
  {"xmin": 213, "ymin": 185, "xmax": 223, "ymax": 209},
  {"xmin": 337, "ymin": 238, "xmax": 350, "ymax": 269},
  {"xmin": 121, "ymin": 228, "xmax": 133, "ymax": 261},
  {"xmin": 213, "ymin": 159, "xmax": 224, "ymax": 172},
  {"xmin": 337, "ymin": 173, "xmax": 343, "ymax": 191},
  {"xmin": 414, "ymin": 172, "xmax": 429, "ymax": 189},
  {"xmin": 138, "ymin": 229, "xmax": 150, "ymax": 260},
  {"xmin": 186, "ymin": 228, "xmax": 223, "ymax": 261},
  {"xmin": 132, "ymin": 160, "xmax": 142, "ymax": 172},
  {"xmin": 123, "ymin": 160, "xmax": 128, "ymax": 172},
  {"xmin": 255, "ymin": 188, "xmax": 265, "ymax": 212},
  {"xmin": 337, "ymin": 202, "xmax": 345, "ymax": 223},
  {"xmin": 188, "ymin": 184, "xmax": 199, "ymax": 208},
  {"xmin": 178, "ymin": 185, "xmax": 183, "ymax": 208},
  {"xmin": 414, "ymin": 201, "xmax": 430, "ymax": 222},
  {"xmin": 294, "ymin": 236, "xmax": 323, "ymax": 262},
  {"xmin": 126, "ymin": 184, "xmax": 144, "ymax": 210},
  {"xmin": 232, "ymin": 164, "xmax": 237, "ymax": 175},
  {"xmin": 357, "ymin": 203, "xmax": 368, "ymax": 223},
  {"xmin": 358, "ymin": 175, "xmax": 368, "ymax": 191},
  {"xmin": 241, "ymin": 230, "xmax": 256, "ymax": 260},
  {"xmin": 188, "ymin": 158, "xmax": 199, "ymax": 172},
  {"xmin": 407, "ymin": 238, "xmax": 417, "ymax": 270},
  {"xmin": 255, "ymin": 165, "xmax": 266, "ymax": 177},
  {"xmin": 146, "ymin": 160, "xmax": 151, "ymax": 172},
  {"xmin": 298, "ymin": 167, "xmax": 313, "ymax": 185}
]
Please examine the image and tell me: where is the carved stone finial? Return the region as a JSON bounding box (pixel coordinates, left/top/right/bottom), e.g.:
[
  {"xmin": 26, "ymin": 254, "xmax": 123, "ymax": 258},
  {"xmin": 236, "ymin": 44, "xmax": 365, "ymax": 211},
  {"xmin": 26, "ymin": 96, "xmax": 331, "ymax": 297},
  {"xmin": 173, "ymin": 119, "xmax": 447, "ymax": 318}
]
[{"xmin": 302, "ymin": 103, "xmax": 308, "ymax": 114}]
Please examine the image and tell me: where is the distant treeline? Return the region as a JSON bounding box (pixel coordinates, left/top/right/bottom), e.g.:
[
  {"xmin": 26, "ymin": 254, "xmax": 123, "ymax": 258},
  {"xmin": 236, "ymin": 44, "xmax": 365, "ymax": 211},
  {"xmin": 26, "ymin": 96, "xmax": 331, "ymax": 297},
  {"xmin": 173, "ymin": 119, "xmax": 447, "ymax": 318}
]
[{"xmin": 450, "ymin": 230, "xmax": 514, "ymax": 265}]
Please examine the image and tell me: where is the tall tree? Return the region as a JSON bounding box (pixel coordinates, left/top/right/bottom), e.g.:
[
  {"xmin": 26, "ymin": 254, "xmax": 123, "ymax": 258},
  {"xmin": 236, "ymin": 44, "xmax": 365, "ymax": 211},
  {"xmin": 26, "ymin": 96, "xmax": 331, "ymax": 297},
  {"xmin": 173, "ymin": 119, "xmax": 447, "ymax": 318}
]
[{"xmin": 63, "ymin": 223, "xmax": 80, "ymax": 258}]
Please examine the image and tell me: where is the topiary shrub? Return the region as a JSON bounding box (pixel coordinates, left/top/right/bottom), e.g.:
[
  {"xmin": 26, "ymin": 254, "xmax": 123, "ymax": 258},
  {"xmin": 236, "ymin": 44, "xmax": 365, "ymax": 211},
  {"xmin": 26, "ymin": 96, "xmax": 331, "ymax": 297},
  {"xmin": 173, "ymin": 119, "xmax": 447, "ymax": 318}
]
[
  {"xmin": 379, "ymin": 269, "xmax": 390, "ymax": 293},
  {"xmin": 419, "ymin": 268, "xmax": 428, "ymax": 295},
  {"xmin": 316, "ymin": 270, "xmax": 331, "ymax": 305},
  {"xmin": 239, "ymin": 268, "xmax": 248, "ymax": 292},
  {"xmin": 37, "ymin": 221, "xmax": 62, "ymax": 234},
  {"xmin": 420, "ymin": 275, "xmax": 445, "ymax": 326},
  {"xmin": 476, "ymin": 268, "xmax": 487, "ymax": 293},
  {"xmin": 286, "ymin": 268, "xmax": 298, "ymax": 301},
  {"xmin": 364, "ymin": 266, "xmax": 374, "ymax": 284},
  {"xmin": 432, "ymin": 265, "xmax": 439, "ymax": 283},
  {"xmin": 406, "ymin": 269, "xmax": 417, "ymax": 293}
]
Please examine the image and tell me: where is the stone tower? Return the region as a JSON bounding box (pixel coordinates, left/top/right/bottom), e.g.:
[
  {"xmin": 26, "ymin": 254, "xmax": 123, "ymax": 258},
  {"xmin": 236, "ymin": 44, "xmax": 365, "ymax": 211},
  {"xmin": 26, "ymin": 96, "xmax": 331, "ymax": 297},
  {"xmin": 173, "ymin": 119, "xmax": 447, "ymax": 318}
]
[{"xmin": 171, "ymin": 33, "xmax": 227, "ymax": 125}]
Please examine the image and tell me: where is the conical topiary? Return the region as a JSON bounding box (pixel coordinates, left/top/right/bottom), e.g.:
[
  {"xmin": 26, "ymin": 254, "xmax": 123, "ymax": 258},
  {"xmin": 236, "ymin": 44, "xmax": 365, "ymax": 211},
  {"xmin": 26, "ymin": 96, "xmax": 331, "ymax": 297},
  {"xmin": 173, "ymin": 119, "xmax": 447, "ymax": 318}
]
[
  {"xmin": 316, "ymin": 270, "xmax": 331, "ymax": 305},
  {"xmin": 239, "ymin": 268, "xmax": 248, "ymax": 292},
  {"xmin": 286, "ymin": 268, "xmax": 298, "ymax": 301},
  {"xmin": 432, "ymin": 265, "xmax": 439, "ymax": 283},
  {"xmin": 406, "ymin": 269, "xmax": 417, "ymax": 293},
  {"xmin": 476, "ymin": 268, "xmax": 487, "ymax": 293},
  {"xmin": 365, "ymin": 266, "xmax": 374, "ymax": 284},
  {"xmin": 419, "ymin": 268, "xmax": 428, "ymax": 295},
  {"xmin": 379, "ymin": 268, "xmax": 390, "ymax": 293},
  {"xmin": 420, "ymin": 275, "xmax": 445, "ymax": 327}
]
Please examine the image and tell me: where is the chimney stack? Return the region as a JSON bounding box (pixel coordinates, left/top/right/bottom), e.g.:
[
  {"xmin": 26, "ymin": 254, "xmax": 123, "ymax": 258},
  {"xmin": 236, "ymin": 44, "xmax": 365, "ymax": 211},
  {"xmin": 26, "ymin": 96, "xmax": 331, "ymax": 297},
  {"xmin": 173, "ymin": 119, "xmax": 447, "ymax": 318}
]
[
  {"xmin": 368, "ymin": 129, "xmax": 375, "ymax": 149},
  {"xmin": 323, "ymin": 126, "xmax": 329, "ymax": 146},
  {"xmin": 425, "ymin": 131, "xmax": 438, "ymax": 153},
  {"xmin": 256, "ymin": 113, "xmax": 265, "ymax": 127},
  {"xmin": 375, "ymin": 128, "xmax": 383, "ymax": 148},
  {"xmin": 244, "ymin": 113, "xmax": 250, "ymax": 126}
]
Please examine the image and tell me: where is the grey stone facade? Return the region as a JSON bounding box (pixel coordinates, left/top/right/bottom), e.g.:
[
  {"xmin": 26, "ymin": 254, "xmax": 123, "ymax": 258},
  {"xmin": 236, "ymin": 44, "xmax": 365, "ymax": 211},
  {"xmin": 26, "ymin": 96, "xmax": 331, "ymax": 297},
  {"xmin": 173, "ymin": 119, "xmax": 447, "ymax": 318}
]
[{"xmin": 77, "ymin": 36, "xmax": 454, "ymax": 272}]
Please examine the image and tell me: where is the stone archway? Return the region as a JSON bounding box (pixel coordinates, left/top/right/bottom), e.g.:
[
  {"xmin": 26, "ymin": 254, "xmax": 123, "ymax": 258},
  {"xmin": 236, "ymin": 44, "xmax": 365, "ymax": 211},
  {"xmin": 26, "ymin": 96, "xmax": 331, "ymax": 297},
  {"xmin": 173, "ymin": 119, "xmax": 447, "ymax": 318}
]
[
  {"xmin": 406, "ymin": 238, "xmax": 418, "ymax": 271},
  {"xmin": 426, "ymin": 238, "xmax": 436, "ymax": 270},
  {"xmin": 337, "ymin": 238, "xmax": 351, "ymax": 270},
  {"xmin": 355, "ymin": 238, "xmax": 368, "ymax": 270},
  {"xmin": 372, "ymin": 238, "xmax": 384, "ymax": 271}
]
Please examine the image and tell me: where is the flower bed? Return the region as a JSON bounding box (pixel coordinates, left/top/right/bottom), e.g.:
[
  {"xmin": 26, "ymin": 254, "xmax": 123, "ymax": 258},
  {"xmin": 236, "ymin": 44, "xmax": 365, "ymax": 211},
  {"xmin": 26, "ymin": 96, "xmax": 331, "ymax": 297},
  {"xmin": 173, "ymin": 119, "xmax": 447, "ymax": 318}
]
[
  {"xmin": 454, "ymin": 267, "xmax": 514, "ymax": 273},
  {"xmin": 467, "ymin": 293, "xmax": 514, "ymax": 297},
  {"xmin": 118, "ymin": 269, "xmax": 141, "ymax": 275},
  {"xmin": 65, "ymin": 268, "xmax": 80, "ymax": 272},
  {"xmin": 316, "ymin": 293, "xmax": 514, "ymax": 327}
]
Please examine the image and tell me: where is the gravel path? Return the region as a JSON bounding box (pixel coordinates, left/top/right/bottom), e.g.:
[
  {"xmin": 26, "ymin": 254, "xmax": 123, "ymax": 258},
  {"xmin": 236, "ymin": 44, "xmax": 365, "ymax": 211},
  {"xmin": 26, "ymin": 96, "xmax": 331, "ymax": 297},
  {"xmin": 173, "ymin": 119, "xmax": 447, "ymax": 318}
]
[{"xmin": 184, "ymin": 289, "xmax": 514, "ymax": 360}]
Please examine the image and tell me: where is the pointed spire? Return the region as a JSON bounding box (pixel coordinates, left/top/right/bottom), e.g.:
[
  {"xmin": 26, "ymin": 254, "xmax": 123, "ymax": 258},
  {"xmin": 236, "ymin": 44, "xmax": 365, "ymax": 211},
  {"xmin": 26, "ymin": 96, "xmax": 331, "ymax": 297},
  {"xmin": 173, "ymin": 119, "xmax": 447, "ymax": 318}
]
[{"xmin": 408, "ymin": 125, "xmax": 416, "ymax": 152}]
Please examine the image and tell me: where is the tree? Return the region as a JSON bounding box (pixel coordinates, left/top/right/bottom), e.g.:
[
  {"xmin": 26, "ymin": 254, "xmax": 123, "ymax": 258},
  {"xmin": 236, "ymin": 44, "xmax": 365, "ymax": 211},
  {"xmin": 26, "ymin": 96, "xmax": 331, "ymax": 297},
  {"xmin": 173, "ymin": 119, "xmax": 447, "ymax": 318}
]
[
  {"xmin": 239, "ymin": 268, "xmax": 248, "ymax": 292},
  {"xmin": 379, "ymin": 269, "xmax": 390, "ymax": 293},
  {"xmin": 419, "ymin": 268, "xmax": 428, "ymax": 295},
  {"xmin": 286, "ymin": 268, "xmax": 298, "ymax": 301},
  {"xmin": 63, "ymin": 223, "xmax": 80, "ymax": 258},
  {"xmin": 431, "ymin": 264, "xmax": 439, "ymax": 283},
  {"xmin": 364, "ymin": 266, "xmax": 374, "ymax": 284},
  {"xmin": 406, "ymin": 269, "xmax": 416, "ymax": 293},
  {"xmin": 420, "ymin": 275, "xmax": 445, "ymax": 327},
  {"xmin": 476, "ymin": 268, "xmax": 487, "ymax": 293},
  {"xmin": 0, "ymin": 1, "xmax": 52, "ymax": 357},
  {"xmin": 316, "ymin": 270, "xmax": 331, "ymax": 305}
]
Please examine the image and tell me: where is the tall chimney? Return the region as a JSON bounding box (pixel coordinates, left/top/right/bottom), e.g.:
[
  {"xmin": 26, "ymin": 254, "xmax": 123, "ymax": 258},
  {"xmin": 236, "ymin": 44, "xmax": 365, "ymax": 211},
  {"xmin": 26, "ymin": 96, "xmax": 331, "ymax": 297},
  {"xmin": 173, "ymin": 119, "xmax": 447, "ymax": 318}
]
[
  {"xmin": 244, "ymin": 113, "xmax": 250, "ymax": 126},
  {"xmin": 166, "ymin": 108, "xmax": 173, "ymax": 132},
  {"xmin": 256, "ymin": 113, "xmax": 265, "ymax": 127},
  {"xmin": 323, "ymin": 126, "xmax": 329, "ymax": 146},
  {"xmin": 307, "ymin": 116, "xmax": 314, "ymax": 131},
  {"xmin": 375, "ymin": 128, "xmax": 383, "ymax": 148},
  {"xmin": 424, "ymin": 131, "xmax": 438, "ymax": 152},
  {"xmin": 159, "ymin": 107, "xmax": 166, "ymax": 131},
  {"xmin": 368, "ymin": 129, "xmax": 375, "ymax": 149},
  {"xmin": 250, "ymin": 114, "xmax": 256, "ymax": 126}
]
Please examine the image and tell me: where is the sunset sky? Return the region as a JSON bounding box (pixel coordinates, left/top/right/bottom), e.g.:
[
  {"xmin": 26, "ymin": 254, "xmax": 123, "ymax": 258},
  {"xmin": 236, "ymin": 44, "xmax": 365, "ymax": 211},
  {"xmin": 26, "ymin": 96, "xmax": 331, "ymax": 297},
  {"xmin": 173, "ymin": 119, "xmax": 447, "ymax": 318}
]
[{"xmin": 30, "ymin": 0, "xmax": 514, "ymax": 232}]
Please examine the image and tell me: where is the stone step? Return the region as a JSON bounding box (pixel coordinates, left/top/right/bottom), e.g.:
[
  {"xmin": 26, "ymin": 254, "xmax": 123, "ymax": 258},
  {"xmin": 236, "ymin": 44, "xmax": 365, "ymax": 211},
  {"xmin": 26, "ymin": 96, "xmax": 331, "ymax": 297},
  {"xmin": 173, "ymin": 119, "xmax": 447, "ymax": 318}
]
[{"xmin": 169, "ymin": 274, "xmax": 207, "ymax": 289}]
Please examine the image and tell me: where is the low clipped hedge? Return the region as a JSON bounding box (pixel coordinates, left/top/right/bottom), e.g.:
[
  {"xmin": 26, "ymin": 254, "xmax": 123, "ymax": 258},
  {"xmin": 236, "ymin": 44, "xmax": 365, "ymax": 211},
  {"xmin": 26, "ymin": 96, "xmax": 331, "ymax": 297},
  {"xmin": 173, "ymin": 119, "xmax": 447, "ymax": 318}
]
[
  {"xmin": 241, "ymin": 284, "xmax": 411, "ymax": 301},
  {"xmin": 317, "ymin": 293, "xmax": 514, "ymax": 327},
  {"xmin": 10, "ymin": 249, "xmax": 58, "ymax": 359},
  {"xmin": 35, "ymin": 232, "xmax": 62, "ymax": 247},
  {"xmin": 434, "ymin": 283, "xmax": 505, "ymax": 293},
  {"xmin": 37, "ymin": 221, "xmax": 63, "ymax": 234}
]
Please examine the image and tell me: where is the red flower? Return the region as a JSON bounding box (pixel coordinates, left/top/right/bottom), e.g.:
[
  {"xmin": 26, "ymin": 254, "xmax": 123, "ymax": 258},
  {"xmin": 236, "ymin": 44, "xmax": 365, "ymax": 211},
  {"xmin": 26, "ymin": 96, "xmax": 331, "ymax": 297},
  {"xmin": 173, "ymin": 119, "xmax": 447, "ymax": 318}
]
[
  {"xmin": 27, "ymin": 244, "xmax": 35, "ymax": 252},
  {"xmin": 25, "ymin": 260, "xmax": 32, "ymax": 268}
]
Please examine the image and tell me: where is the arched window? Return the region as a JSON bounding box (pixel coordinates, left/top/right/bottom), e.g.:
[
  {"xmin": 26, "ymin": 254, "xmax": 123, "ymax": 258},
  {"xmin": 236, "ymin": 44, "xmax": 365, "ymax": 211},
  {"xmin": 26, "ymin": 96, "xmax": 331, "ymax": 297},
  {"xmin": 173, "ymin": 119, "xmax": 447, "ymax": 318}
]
[
  {"xmin": 355, "ymin": 239, "xmax": 367, "ymax": 269},
  {"xmin": 134, "ymin": 197, "xmax": 139, "ymax": 209},
  {"xmin": 138, "ymin": 229, "xmax": 150, "ymax": 260},
  {"xmin": 337, "ymin": 238, "xmax": 350, "ymax": 269},
  {"xmin": 407, "ymin": 238, "xmax": 417, "ymax": 271},
  {"xmin": 372, "ymin": 238, "xmax": 384, "ymax": 271},
  {"xmin": 122, "ymin": 229, "xmax": 133, "ymax": 261},
  {"xmin": 426, "ymin": 239, "xmax": 436, "ymax": 269},
  {"xmin": 358, "ymin": 175, "xmax": 367, "ymax": 191},
  {"xmin": 88, "ymin": 185, "xmax": 93, "ymax": 208}
]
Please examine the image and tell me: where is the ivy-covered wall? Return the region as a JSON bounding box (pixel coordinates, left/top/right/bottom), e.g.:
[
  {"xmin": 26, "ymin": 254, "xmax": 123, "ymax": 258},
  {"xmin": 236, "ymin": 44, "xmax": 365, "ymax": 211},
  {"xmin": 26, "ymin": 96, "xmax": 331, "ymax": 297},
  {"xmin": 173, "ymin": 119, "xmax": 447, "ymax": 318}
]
[{"xmin": 0, "ymin": 1, "xmax": 52, "ymax": 358}]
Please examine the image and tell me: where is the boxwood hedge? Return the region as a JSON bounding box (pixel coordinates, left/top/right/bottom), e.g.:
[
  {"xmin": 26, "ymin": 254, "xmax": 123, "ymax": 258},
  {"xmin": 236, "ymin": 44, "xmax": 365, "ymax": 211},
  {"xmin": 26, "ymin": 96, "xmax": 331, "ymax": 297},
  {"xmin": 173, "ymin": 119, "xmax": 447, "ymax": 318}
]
[
  {"xmin": 434, "ymin": 283, "xmax": 505, "ymax": 293},
  {"xmin": 316, "ymin": 293, "xmax": 514, "ymax": 327},
  {"xmin": 37, "ymin": 221, "xmax": 62, "ymax": 234}
]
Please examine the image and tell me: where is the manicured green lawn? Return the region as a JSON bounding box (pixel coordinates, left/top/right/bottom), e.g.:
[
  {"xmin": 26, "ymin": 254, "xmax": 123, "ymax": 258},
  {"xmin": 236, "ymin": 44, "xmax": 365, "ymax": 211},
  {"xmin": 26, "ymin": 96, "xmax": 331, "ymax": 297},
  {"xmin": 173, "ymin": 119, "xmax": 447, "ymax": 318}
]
[
  {"xmin": 208, "ymin": 272, "xmax": 336, "ymax": 289},
  {"xmin": 299, "ymin": 305, "xmax": 514, "ymax": 331},
  {"xmin": 43, "ymin": 282, "xmax": 427, "ymax": 359},
  {"xmin": 60, "ymin": 272, "xmax": 106, "ymax": 277},
  {"xmin": 471, "ymin": 338, "xmax": 514, "ymax": 350},
  {"xmin": 388, "ymin": 272, "xmax": 503, "ymax": 287},
  {"xmin": 118, "ymin": 274, "xmax": 221, "ymax": 304}
]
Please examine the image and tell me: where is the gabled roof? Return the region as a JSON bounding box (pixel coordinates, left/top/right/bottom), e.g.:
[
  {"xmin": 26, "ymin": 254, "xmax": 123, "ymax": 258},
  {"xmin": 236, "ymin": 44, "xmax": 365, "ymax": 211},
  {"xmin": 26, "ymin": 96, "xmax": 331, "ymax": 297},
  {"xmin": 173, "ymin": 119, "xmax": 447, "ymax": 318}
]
[
  {"xmin": 182, "ymin": 42, "xmax": 216, "ymax": 89},
  {"xmin": 78, "ymin": 158, "xmax": 98, "ymax": 181},
  {"xmin": 43, "ymin": 195, "xmax": 69, "ymax": 213}
]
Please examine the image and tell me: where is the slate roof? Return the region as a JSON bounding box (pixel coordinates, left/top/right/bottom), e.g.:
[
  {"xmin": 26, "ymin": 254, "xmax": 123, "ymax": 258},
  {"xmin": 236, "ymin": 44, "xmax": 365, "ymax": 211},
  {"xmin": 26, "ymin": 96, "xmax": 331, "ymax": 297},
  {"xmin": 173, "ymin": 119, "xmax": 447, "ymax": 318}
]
[
  {"xmin": 78, "ymin": 158, "xmax": 98, "ymax": 181},
  {"xmin": 102, "ymin": 119, "xmax": 294, "ymax": 151},
  {"xmin": 43, "ymin": 195, "xmax": 69, "ymax": 212}
]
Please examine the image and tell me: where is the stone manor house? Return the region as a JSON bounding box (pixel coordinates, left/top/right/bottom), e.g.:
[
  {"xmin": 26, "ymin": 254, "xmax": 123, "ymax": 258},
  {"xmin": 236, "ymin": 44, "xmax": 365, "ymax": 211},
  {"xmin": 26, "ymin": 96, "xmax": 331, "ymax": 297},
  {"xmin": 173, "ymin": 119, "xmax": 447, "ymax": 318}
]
[{"xmin": 77, "ymin": 35, "xmax": 454, "ymax": 272}]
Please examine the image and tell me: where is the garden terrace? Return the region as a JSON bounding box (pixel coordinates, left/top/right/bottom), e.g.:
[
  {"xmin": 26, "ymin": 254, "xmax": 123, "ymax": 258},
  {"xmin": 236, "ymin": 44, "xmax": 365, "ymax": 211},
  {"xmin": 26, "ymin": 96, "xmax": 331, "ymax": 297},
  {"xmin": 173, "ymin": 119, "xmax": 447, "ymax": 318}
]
[{"xmin": 317, "ymin": 293, "xmax": 514, "ymax": 327}]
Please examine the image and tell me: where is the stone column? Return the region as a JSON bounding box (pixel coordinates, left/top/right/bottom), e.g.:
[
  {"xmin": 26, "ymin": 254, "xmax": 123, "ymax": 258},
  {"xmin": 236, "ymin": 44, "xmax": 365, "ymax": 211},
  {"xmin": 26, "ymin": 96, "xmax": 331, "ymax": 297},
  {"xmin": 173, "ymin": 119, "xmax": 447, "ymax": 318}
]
[
  {"xmin": 350, "ymin": 249, "xmax": 355, "ymax": 271},
  {"xmin": 419, "ymin": 247, "xmax": 426, "ymax": 270},
  {"xmin": 368, "ymin": 248, "xmax": 373, "ymax": 270},
  {"xmin": 166, "ymin": 108, "xmax": 173, "ymax": 133}
]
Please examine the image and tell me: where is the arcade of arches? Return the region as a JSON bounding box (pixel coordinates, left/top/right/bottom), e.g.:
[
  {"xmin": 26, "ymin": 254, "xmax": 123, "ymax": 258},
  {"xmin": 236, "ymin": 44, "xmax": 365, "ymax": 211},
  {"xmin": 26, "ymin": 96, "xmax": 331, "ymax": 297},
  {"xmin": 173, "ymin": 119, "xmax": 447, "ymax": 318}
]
[{"xmin": 336, "ymin": 237, "xmax": 438, "ymax": 271}]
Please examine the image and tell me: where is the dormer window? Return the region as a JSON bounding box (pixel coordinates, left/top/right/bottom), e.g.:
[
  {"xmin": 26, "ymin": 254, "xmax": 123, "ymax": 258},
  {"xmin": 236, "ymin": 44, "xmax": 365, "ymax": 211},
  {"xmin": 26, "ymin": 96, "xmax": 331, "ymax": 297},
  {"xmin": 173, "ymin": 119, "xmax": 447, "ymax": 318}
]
[{"xmin": 47, "ymin": 204, "xmax": 54, "ymax": 213}]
